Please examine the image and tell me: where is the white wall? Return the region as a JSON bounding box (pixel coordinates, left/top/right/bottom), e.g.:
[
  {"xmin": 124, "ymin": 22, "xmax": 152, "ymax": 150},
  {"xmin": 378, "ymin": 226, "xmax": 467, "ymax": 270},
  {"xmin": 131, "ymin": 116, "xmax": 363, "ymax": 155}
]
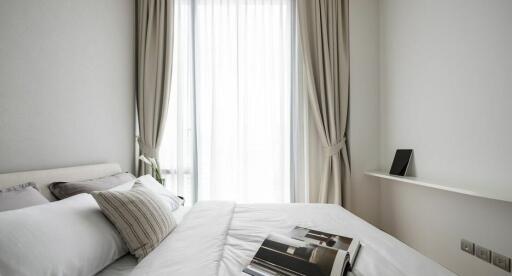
[
  {"xmin": 348, "ymin": 0, "xmax": 381, "ymax": 226},
  {"xmin": 379, "ymin": 0, "xmax": 512, "ymax": 275},
  {"xmin": 0, "ymin": 0, "xmax": 136, "ymax": 173}
]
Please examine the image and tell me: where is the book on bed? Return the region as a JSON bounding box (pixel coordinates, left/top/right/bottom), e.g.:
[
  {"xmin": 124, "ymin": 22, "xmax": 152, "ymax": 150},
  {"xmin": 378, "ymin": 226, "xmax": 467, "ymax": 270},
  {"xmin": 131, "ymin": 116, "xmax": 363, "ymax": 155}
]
[{"xmin": 243, "ymin": 226, "xmax": 360, "ymax": 276}]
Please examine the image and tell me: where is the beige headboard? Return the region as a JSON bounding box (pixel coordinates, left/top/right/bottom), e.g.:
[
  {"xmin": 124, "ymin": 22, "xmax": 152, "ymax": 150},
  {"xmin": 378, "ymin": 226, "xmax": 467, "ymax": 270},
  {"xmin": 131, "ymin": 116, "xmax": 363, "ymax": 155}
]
[{"xmin": 0, "ymin": 163, "xmax": 122, "ymax": 201}]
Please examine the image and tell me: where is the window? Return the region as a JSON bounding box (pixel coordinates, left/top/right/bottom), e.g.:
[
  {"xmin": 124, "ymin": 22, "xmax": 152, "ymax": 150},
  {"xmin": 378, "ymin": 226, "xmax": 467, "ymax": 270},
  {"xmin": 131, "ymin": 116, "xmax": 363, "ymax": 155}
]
[{"xmin": 160, "ymin": 0, "xmax": 302, "ymax": 204}]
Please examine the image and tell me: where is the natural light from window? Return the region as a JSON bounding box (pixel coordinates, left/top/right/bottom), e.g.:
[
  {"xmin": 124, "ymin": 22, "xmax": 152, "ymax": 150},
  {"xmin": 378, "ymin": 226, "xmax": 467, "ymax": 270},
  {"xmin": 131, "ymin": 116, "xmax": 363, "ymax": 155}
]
[{"xmin": 160, "ymin": 0, "xmax": 294, "ymax": 204}]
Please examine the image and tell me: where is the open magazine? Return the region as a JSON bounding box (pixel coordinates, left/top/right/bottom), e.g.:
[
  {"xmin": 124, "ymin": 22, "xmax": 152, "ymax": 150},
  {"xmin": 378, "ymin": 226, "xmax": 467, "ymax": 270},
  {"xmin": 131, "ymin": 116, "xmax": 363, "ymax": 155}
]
[{"xmin": 243, "ymin": 227, "xmax": 360, "ymax": 276}]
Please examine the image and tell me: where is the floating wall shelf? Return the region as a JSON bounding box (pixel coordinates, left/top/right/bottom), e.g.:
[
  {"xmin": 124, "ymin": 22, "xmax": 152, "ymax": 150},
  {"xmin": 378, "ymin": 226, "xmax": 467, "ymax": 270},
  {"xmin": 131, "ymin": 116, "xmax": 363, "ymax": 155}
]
[{"xmin": 365, "ymin": 171, "xmax": 512, "ymax": 203}]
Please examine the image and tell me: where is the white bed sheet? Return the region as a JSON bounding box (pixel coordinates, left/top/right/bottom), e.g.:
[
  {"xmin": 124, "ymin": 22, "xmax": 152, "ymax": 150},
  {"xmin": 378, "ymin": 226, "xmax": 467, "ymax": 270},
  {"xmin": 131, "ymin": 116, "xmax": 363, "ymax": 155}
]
[
  {"xmin": 96, "ymin": 206, "xmax": 192, "ymax": 276},
  {"xmin": 99, "ymin": 202, "xmax": 455, "ymax": 276}
]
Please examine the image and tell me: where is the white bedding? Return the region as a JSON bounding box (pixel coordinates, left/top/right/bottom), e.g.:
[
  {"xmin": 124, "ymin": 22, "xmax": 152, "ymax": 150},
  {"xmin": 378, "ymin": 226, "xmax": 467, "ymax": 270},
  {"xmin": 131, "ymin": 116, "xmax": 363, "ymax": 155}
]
[
  {"xmin": 0, "ymin": 194, "xmax": 128, "ymax": 276},
  {"xmin": 99, "ymin": 202, "xmax": 454, "ymax": 276},
  {"xmin": 97, "ymin": 206, "xmax": 192, "ymax": 276}
]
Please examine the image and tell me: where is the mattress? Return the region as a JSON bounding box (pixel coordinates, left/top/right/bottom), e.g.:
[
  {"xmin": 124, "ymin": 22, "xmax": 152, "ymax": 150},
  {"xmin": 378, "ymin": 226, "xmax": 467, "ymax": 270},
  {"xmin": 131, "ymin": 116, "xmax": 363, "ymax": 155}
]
[{"xmin": 99, "ymin": 202, "xmax": 454, "ymax": 276}]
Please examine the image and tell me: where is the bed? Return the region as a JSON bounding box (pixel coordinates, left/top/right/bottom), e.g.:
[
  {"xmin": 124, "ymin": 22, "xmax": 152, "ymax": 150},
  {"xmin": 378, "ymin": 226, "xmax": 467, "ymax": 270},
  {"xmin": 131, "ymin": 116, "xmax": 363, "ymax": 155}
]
[{"xmin": 0, "ymin": 163, "xmax": 455, "ymax": 276}]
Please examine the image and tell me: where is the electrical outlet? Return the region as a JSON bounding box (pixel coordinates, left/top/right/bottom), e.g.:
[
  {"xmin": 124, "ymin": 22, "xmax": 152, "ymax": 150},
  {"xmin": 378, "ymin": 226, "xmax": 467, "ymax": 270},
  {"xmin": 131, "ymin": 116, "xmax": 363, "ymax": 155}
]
[
  {"xmin": 475, "ymin": 245, "xmax": 491, "ymax": 263},
  {"xmin": 461, "ymin": 239, "xmax": 474, "ymax": 255},
  {"xmin": 492, "ymin": 252, "xmax": 511, "ymax": 272}
]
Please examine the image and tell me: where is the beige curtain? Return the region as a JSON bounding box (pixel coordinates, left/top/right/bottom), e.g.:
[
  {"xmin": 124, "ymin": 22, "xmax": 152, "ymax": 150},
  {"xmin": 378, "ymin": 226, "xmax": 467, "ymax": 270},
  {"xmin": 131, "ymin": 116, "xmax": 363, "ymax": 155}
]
[
  {"xmin": 136, "ymin": 0, "xmax": 174, "ymax": 176},
  {"xmin": 298, "ymin": 0, "xmax": 351, "ymax": 206}
]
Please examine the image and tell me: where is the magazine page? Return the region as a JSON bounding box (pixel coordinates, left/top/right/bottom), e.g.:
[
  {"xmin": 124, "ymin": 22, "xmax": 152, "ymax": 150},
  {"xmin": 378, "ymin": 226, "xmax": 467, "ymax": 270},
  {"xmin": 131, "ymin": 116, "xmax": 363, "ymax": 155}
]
[
  {"xmin": 290, "ymin": 227, "xmax": 360, "ymax": 266},
  {"xmin": 243, "ymin": 234, "xmax": 348, "ymax": 276}
]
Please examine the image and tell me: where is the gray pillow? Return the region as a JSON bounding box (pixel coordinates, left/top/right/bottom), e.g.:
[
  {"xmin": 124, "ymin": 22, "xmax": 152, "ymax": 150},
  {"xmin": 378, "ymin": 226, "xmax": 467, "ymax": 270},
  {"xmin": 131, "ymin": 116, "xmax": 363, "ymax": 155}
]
[
  {"xmin": 92, "ymin": 180, "xmax": 177, "ymax": 260},
  {"xmin": 0, "ymin": 182, "xmax": 49, "ymax": 212},
  {"xmin": 49, "ymin": 172, "xmax": 136, "ymax": 200}
]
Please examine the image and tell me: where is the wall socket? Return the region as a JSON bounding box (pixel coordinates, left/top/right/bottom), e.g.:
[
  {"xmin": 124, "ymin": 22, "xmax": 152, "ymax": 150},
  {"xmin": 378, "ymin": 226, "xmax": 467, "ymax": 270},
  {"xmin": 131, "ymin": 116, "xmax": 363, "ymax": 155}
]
[
  {"xmin": 475, "ymin": 245, "xmax": 491, "ymax": 263},
  {"xmin": 461, "ymin": 239, "xmax": 511, "ymax": 273},
  {"xmin": 461, "ymin": 239, "xmax": 474, "ymax": 255},
  {"xmin": 492, "ymin": 252, "xmax": 511, "ymax": 272}
]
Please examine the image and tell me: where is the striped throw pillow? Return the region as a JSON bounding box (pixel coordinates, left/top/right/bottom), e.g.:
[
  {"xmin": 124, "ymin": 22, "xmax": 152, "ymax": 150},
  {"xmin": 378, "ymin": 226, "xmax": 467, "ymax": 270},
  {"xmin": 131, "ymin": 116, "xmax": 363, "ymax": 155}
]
[{"xmin": 91, "ymin": 180, "xmax": 176, "ymax": 260}]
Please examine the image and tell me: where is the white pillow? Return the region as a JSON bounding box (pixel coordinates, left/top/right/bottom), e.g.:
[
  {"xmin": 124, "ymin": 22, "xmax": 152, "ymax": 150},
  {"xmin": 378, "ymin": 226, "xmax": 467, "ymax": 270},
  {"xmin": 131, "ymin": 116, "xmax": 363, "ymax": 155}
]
[
  {"xmin": 0, "ymin": 194, "xmax": 127, "ymax": 276},
  {"xmin": 111, "ymin": 175, "xmax": 183, "ymax": 210}
]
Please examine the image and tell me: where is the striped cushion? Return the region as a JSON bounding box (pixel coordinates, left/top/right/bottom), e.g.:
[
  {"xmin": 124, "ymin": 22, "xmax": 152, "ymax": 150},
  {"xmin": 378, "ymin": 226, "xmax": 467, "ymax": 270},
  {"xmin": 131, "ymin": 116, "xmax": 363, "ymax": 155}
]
[{"xmin": 91, "ymin": 180, "xmax": 176, "ymax": 260}]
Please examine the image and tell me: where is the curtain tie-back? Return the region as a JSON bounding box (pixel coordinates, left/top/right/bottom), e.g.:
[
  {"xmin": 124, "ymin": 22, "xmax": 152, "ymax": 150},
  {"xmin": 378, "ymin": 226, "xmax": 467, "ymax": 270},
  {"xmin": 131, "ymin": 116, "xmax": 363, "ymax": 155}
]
[
  {"xmin": 137, "ymin": 138, "xmax": 157, "ymax": 158},
  {"xmin": 324, "ymin": 137, "xmax": 347, "ymax": 156}
]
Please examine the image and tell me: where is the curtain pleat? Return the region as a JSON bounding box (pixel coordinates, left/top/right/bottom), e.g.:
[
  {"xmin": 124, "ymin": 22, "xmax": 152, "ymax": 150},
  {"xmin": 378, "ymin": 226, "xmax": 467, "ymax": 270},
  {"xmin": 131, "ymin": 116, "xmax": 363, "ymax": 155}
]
[
  {"xmin": 136, "ymin": 0, "xmax": 175, "ymax": 177},
  {"xmin": 297, "ymin": 0, "xmax": 350, "ymax": 206}
]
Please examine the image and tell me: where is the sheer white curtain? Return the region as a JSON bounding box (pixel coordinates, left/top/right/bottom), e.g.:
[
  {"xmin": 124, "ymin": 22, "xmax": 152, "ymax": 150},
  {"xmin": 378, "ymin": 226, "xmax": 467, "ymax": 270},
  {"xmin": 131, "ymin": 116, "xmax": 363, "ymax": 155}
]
[
  {"xmin": 160, "ymin": 0, "xmax": 304, "ymax": 204},
  {"xmin": 159, "ymin": 0, "xmax": 195, "ymax": 202}
]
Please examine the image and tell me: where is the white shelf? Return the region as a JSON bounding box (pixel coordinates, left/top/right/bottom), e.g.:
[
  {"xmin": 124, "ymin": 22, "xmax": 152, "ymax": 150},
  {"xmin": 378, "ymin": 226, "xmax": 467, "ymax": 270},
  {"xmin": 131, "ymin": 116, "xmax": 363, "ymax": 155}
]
[{"xmin": 365, "ymin": 171, "xmax": 512, "ymax": 203}]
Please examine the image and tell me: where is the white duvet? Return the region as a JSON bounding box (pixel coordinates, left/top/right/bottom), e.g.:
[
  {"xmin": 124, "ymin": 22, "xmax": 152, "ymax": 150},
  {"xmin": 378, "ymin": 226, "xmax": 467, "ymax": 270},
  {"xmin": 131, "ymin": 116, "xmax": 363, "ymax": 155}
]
[{"xmin": 99, "ymin": 202, "xmax": 454, "ymax": 276}]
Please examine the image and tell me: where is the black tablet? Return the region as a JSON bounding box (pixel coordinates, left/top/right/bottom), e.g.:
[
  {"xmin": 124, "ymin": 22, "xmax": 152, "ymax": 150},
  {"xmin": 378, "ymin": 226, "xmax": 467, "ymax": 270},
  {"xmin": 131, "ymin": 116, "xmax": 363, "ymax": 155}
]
[{"xmin": 389, "ymin": 149, "xmax": 413, "ymax": 176}]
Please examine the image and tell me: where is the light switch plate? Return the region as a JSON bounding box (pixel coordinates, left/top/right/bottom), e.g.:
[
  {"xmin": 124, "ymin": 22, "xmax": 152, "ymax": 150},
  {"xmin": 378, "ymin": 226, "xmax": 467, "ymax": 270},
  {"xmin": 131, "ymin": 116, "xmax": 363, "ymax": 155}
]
[
  {"xmin": 492, "ymin": 252, "xmax": 511, "ymax": 272},
  {"xmin": 461, "ymin": 239, "xmax": 474, "ymax": 255},
  {"xmin": 475, "ymin": 245, "xmax": 491, "ymax": 263}
]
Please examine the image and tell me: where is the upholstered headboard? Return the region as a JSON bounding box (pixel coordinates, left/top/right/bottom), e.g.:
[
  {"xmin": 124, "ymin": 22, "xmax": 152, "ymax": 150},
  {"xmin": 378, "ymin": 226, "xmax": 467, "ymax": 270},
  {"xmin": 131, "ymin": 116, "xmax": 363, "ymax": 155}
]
[{"xmin": 0, "ymin": 163, "xmax": 122, "ymax": 201}]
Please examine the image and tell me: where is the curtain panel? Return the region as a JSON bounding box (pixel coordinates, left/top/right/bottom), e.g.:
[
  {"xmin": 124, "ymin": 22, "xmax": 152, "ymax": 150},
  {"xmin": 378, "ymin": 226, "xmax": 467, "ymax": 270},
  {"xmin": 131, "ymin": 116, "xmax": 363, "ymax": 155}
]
[
  {"xmin": 136, "ymin": 0, "xmax": 175, "ymax": 176},
  {"xmin": 159, "ymin": 0, "xmax": 300, "ymax": 203},
  {"xmin": 298, "ymin": 0, "xmax": 351, "ymax": 206}
]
